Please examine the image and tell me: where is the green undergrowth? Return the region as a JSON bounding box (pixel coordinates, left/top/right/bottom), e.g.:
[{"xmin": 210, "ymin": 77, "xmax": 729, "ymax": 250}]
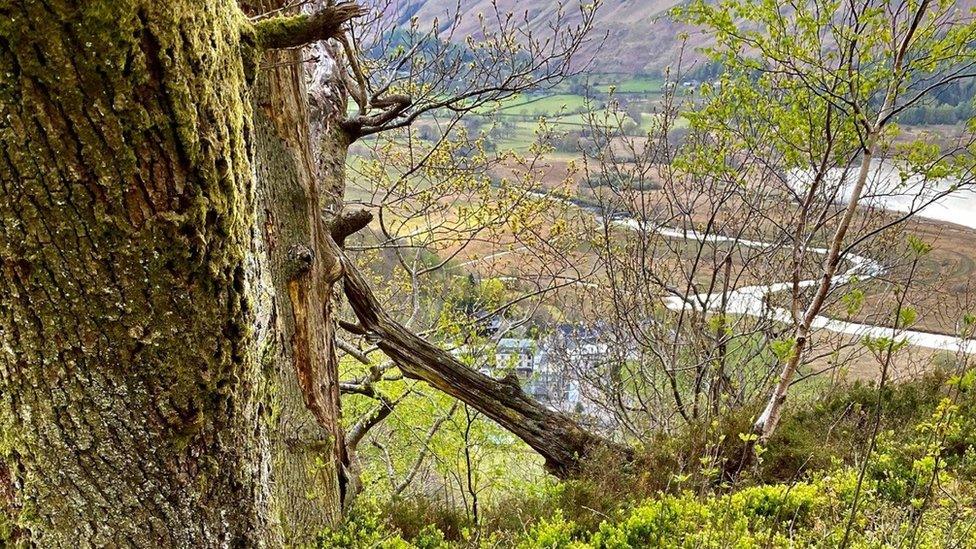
[{"xmin": 317, "ymin": 369, "xmax": 976, "ymax": 548}]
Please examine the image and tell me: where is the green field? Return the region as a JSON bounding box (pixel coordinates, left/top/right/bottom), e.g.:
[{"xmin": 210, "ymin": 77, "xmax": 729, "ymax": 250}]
[
  {"xmin": 497, "ymin": 93, "xmax": 592, "ymax": 115},
  {"xmin": 583, "ymin": 73, "xmax": 665, "ymax": 94},
  {"xmin": 477, "ymin": 74, "xmax": 670, "ymax": 150}
]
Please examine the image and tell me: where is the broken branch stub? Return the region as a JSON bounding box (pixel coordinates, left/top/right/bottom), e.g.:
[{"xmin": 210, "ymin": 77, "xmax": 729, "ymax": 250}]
[{"xmin": 254, "ymin": 2, "xmax": 365, "ymax": 51}]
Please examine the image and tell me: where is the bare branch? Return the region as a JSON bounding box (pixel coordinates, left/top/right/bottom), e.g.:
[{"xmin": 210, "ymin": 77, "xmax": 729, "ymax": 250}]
[
  {"xmin": 330, "ymin": 208, "xmax": 373, "ymax": 247},
  {"xmin": 337, "ymin": 337, "xmax": 371, "ymax": 365},
  {"xmin": 346, "ymin": 395, "xmax": 399, "ymax": 452},
  {"xmin": 394, "ymin": 402, "xmax": 458, "ymax": 495}
]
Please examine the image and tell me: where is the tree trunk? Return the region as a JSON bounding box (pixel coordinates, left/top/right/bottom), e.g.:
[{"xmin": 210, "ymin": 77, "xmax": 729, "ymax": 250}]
[
  {"xmin": 0, "ymin": 1, "xmax": 273, "ymax": 545},
  {"xmin": 752, "ymin": 0, "xmax": 927, "ymax": 441},
  {"xmin": 247, "ymin": 2, "xmax": 347, "ymax": 539}
]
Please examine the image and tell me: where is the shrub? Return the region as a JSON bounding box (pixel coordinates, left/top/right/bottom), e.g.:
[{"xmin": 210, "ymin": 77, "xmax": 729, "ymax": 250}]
[
  {"xmin": 518, "ymin": 511, "xmax": 585, "ymax": 549},
  {"xmin": 381, "ymin": 496, "xmax": 470, "ymax": 542},
  {"xmin": 326, "ymin": 371, "xmax": 976, "ymax": 548},
  {"xmin": 316, "ymin": 508, "xmax": 411, "ymax": 548}
]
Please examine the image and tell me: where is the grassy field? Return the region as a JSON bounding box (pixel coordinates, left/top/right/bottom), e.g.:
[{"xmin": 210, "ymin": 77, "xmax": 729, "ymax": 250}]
[
  {"xmin": 581, "ymin": 73, "xmax": 665, "ymax": 94},
  {"xmin": 496, "ymin": 93, "xmax": 592, "ymax": 115},
  {"xmin": 479, "ymin": 74, "xmax": 670, "ymax": 150}
]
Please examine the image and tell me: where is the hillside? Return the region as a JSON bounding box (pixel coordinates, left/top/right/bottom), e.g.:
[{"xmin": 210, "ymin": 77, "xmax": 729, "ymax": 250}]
[
  {"xmin": 387, "ymin": 0, "xmax": 700, "ymax": 74},
  {"xmin": 386, "ymin": 0, "xmax": 976, "ymax": 75}
]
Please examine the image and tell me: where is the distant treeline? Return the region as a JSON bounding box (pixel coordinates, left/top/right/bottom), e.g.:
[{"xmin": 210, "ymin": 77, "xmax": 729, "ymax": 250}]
[
  {"xmin": 655, "ymin": 62, "xmax": 976, "ymax": 126},
  {"xmin": 896, "ymin": 79, "xmax": 976, "ymax": 125}
]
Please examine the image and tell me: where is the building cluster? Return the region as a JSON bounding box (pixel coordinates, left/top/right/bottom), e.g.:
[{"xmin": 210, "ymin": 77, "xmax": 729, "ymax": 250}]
[{"xmin": 457, "ymin": 324, "xmax": 614, "ymax": 413}]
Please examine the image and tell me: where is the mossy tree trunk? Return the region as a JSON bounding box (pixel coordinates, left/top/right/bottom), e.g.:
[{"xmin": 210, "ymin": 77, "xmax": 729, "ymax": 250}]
[
  {"xmin": 245, "ymin": 0, "xmax": 350, "ymax": 541},
  {"xmin": 0, "ymin": 1, "xmax": 273, "ymax": 545}
]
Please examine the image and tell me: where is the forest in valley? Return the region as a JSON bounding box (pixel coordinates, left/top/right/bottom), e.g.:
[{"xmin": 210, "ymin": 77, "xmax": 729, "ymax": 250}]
[{"xmin": 3, "ymin": 0, "xmax": 976, "ymax": 547}]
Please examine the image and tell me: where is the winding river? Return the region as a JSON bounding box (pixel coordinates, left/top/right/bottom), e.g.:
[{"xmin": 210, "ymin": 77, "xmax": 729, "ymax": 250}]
[{"xmin": 528, "ymin": 174, "xmax": 976, "ymax": 354}]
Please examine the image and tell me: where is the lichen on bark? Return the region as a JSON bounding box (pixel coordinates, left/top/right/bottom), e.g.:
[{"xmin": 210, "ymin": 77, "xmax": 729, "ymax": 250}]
[{"xmin": 0, "ymin": 0, "xmax": 273, "ymax": 545}]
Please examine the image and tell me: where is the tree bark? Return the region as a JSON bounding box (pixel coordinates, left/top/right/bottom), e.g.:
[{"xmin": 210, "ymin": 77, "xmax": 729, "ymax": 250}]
[
  {"xmin": 247, "ymin": 1, "xmax": 348, "ymax": 539},
  {"xmin": 0, "ymin": 1, "xmax": 272, "ymax": 545}
]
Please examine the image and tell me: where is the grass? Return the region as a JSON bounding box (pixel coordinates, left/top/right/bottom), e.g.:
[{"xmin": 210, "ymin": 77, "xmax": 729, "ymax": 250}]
[
  {"xmin": 497, "ymin": 93, "xmax": 593, "ymax": 116},
  {"xmin": 550, "ymin": 73, "xmax": 665, "ymax": 95},
  {"xmin": 591, "ymin": 74, "xmax": 665, "ymax": 94}
]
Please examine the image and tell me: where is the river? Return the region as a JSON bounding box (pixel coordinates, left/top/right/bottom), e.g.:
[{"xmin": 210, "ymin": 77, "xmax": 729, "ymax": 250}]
[{"xmin": 529, "ymin": 170, "xmax": 976, "ymax": 354}]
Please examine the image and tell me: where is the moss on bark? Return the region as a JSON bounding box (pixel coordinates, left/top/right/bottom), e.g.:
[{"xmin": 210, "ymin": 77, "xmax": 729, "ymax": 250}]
[
  {"xmin": 0, "ymin": 0, "xmax": 272, "ymax": 545},
  {"xmin": 247, "ymin": 17, "xmax": 347, "ymax": 541}
]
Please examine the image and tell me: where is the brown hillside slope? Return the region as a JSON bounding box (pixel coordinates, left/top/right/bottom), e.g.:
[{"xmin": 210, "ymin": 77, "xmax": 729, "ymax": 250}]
[{"xmin": 384, "ymin": 0, "xmax": 976, "ymax": 74}]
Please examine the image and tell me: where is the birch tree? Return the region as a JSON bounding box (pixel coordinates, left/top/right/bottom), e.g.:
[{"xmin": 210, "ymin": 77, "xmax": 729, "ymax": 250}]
[{"xmin": 682, "ymin": 0, "xmax": 976, "ymax": 440}]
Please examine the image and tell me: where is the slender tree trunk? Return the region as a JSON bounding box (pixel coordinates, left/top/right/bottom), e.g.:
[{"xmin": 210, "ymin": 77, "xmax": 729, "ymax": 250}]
[
  {"xmin": 753, "ymin": 0, "xmax": 928, "ymax": 440},
  {"xmin": 246, "ymin": 1, "xmax": 348, "ymax": 540},
  {"xmin": 753, "ymin": 139, "xmax": 879, "ymax": 440},
  {"xmin": 0, "ymin": 1, "xmax": 272, "ymax": 545}
]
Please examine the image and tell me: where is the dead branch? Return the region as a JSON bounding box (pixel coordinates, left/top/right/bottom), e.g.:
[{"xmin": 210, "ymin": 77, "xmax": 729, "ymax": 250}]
[
  {"xmin": 255, "ymin": 2, "xmax": 365, "ymax": 50},
  {"xmin": 343, "ymin": 392, "xmax": 401, "ymax": 508},
  {"xmin": 335, "ymin": 241, "xmax": 630, "ymax": 477},
  {"xmin": 338, "ymin": 319, "xmax": 368, "ymax": 335},
  {"xmin": 337, "ymin": 337, "xmax": 371, "ymax": 365},
  {"xmin": 342, "ymin": 94, "xmax": 413, "ymax": 137},
  {"xmin": 330, "ymin": 208, "xmax": 374, "ymax": 248}
]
